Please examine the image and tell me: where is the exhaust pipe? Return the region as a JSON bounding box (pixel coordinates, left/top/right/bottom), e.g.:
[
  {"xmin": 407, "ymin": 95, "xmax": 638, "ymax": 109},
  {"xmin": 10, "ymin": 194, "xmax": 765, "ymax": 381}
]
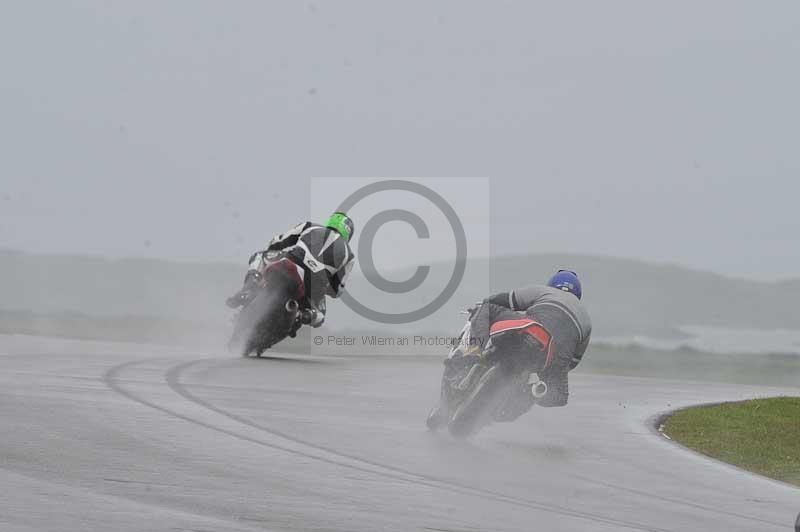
[
  {"xmin": 285, "ymin": 299, "xmax": 299, "ymax": 313},
  {"xmin": 531, "ymin": 380, "xmax": 548, "ymax": 399}
]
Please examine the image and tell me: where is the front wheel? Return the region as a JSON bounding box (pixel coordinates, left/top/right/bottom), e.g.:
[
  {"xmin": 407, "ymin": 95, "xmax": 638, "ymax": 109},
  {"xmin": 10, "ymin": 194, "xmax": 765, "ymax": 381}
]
[
  {"xmin": 447, "ymin": 364, "xmax": 508, "ymax": 438},
  {"xmin": 426, "ymin": 405, "xmax": 448, "ymax": 431}
]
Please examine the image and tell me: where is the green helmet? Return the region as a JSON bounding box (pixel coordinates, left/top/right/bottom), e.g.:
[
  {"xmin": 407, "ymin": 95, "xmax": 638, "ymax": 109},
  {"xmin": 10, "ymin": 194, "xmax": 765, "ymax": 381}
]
[{"xmin": 325, "ymin": 212, "xmax": 354, "ymax": 242}]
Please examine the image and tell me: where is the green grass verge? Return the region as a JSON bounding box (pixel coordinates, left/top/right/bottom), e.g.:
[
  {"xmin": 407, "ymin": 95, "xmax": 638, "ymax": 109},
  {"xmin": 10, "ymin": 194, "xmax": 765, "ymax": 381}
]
[{"xmin": 663, "ymin": 397, "xmax": 800, "ymax": 486}]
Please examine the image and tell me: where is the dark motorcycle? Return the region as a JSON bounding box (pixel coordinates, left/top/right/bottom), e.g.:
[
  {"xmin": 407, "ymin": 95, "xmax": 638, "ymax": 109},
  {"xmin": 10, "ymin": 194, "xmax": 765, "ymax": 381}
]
[
  {"xmin": 427, "ymin": 304, "xmax": 553, "ymax": 438},
  {"xmin": 228, "ymin": 254, "xmax": 306, "ymax": 357}
]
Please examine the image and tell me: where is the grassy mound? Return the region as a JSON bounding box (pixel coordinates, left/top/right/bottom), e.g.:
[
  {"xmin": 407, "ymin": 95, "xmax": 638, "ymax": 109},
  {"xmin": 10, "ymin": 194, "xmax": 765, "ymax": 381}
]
[{"xmin": 664, "ymin": 397, "xmax": 800, "ymax": 486}]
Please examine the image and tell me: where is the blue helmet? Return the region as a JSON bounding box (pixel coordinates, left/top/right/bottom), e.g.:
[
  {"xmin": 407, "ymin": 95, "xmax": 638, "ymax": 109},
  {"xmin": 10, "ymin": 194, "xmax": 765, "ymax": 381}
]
[{"xmin": 547, "ymin": 270, "xmax": 582, "ymax": 299}]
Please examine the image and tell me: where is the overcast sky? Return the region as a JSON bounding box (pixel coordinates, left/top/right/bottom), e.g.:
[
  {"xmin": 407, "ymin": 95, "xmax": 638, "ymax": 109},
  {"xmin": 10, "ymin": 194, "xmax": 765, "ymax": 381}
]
[{"xmin": 1, "ymin": 1, "xmax": 798, "ymax": 280}]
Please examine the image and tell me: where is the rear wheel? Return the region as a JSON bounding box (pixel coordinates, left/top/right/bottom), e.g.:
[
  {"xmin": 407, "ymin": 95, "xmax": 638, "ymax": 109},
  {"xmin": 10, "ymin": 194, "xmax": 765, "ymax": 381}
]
[
  {"xmin": 230, "ymin": 288, "xmax": 295, "ymax": 356},
  {"xmin": 448, "ymin": 365, "xmax": 508, "ymax": 438}
]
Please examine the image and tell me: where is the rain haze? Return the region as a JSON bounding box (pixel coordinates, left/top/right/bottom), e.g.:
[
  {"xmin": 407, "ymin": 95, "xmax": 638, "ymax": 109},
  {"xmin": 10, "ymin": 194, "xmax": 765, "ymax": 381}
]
[
  {"xmin": 2, "ymin": 2, "xmax": 798, "ymax": 278},
  {"xmin": 1, "ymin": 3, "xmax": 800, "ymax": 532}
]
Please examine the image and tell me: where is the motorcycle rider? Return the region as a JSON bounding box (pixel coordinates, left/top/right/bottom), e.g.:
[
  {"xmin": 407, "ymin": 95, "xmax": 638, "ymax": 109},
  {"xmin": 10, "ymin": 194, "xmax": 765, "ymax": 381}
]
[
  {"xmin": 431, "ymin": 270, "xmax": 591, "ymax": 427},
  {"xmin": 481, "ymin": 270, "xmax": 591, "ymax": 418},
  {"xmin": 226, "ymin": 212, "xmax": 355, "ymax": 332}
]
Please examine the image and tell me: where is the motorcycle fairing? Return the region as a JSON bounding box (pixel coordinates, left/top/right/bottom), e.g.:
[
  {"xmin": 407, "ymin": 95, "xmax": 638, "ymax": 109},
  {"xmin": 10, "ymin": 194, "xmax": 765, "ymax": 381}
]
[{"xmin": 263, "ymin": 257, "xmax": 306, "ymax": 301}]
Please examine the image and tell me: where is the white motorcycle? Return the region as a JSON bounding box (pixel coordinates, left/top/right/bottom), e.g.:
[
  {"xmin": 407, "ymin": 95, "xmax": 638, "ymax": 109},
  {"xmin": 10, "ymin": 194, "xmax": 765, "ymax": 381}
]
[{"xmin": 426, "ymin": 304, "xmax": 552, "ymax": 437}]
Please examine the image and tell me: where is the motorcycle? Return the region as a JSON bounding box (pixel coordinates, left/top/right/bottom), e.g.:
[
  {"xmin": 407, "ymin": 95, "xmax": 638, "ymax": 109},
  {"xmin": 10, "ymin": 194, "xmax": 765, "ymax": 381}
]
[
  {"xmin": 426, "ymin": 303, "xmax": 553, "ymax": 438},
  {"xmin": 228, "ymin": 252, "xmax": 307, "ymax": 357}
]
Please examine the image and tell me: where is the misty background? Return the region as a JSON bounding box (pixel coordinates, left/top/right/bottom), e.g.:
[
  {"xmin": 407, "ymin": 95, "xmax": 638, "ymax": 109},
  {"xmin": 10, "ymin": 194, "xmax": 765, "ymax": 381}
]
[{"xmin": 1, "ymin": 2, "xmax": 799, "ymax": 357}]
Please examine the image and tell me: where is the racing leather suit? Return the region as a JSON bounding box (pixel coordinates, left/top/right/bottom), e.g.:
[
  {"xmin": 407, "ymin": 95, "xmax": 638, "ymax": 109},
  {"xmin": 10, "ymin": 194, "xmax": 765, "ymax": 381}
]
[
  {"xmin": 245, "ymin": 222, "xmax": 355, "ymax": 327},
  {"xmin": 486, "ymin": 284, "xmax": 592, "ymax": 410}
]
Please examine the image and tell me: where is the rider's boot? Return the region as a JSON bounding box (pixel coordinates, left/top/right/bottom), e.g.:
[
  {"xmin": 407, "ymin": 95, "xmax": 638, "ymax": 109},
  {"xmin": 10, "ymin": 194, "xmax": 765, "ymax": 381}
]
[
  {"xmin": 226, "ymin": 271, "xmax": 262, "ymax": 308},
  {"xmin": 287, "ymin": 316, "xmax": 303, "ymax": 338},
  {"xmin": 287, "ymin": 308, "xmax": 321, "ymax": 338}
]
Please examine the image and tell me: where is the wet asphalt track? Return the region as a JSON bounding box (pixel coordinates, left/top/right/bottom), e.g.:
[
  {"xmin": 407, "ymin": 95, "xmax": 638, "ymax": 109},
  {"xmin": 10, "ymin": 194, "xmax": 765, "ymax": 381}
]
[{"xmin": 1, "ymin": 334, "xmax": 798, "ymax": 532}]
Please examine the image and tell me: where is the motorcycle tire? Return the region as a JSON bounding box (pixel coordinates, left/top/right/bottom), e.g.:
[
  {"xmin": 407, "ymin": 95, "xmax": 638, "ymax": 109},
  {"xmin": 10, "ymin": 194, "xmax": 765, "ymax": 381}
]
[{"xmin": 447, "ymin": 364, "xmax": 508, "ymax": 438}]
